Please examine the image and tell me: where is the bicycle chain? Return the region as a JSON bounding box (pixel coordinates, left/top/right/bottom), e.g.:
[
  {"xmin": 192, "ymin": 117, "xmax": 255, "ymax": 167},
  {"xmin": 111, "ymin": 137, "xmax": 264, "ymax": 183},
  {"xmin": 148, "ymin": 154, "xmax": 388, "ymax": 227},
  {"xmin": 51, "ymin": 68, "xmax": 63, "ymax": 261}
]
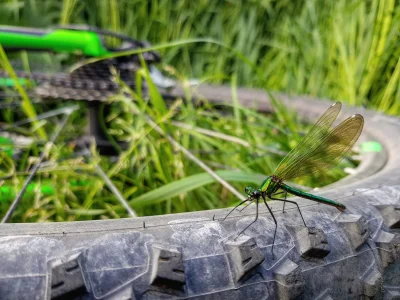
[{"xmin": 0, "ymin": 50, "xmax": 160, "ymax": 101}]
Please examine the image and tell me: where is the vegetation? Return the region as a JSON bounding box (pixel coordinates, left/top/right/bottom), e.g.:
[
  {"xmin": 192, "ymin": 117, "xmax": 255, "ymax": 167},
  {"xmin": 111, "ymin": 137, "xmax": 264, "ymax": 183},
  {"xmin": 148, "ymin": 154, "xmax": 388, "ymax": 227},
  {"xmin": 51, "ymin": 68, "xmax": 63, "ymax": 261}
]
[{"xmin": 1, "ymin": 0, "xmax": 397, "ymax": 222}]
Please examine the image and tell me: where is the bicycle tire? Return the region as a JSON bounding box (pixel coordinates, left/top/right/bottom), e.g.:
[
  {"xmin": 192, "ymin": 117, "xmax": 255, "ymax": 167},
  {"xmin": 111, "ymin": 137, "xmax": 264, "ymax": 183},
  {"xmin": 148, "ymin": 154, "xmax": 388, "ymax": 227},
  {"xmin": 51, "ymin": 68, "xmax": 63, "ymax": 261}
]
[{"xmin": 0, "ymin": 85, "xmax": 399, "ymax": 300}]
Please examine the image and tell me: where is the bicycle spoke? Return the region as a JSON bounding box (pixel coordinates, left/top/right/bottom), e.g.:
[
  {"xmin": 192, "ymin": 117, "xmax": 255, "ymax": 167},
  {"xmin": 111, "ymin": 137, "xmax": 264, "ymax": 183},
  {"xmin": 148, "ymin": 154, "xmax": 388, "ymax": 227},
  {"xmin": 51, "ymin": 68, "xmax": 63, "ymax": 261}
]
[{"xmin": 0, "ymin": 105, "xmax": 79, "ymax": 133}]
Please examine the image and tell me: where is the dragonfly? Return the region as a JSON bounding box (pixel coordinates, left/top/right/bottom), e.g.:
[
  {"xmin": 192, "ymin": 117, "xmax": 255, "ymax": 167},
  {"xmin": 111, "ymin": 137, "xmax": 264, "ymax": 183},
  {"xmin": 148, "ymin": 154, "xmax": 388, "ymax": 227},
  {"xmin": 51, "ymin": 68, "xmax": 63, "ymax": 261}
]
[{"xmin": 223, "ymin": 102, "xmax": 364, "ymax": 257}]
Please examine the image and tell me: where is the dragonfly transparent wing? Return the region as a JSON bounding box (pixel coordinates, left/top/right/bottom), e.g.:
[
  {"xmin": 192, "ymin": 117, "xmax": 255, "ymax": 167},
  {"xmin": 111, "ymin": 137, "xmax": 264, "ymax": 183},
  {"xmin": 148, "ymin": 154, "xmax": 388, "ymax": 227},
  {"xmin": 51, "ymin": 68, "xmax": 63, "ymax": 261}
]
[
  {"xmin": 260, "ymin": 102, "xmax": 342, "ymax": 191},
  {"xmin": 273, "ymin": 113, "xmax": 363, "ymax": 181}
]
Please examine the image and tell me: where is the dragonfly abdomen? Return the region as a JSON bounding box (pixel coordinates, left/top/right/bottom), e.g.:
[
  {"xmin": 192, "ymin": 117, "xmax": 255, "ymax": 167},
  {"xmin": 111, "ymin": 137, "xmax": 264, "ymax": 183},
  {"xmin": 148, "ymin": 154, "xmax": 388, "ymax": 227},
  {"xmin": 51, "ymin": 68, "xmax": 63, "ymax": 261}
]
[{"xmin": 280, "ymin": 183, "xmax": 346, "ymax": 211}]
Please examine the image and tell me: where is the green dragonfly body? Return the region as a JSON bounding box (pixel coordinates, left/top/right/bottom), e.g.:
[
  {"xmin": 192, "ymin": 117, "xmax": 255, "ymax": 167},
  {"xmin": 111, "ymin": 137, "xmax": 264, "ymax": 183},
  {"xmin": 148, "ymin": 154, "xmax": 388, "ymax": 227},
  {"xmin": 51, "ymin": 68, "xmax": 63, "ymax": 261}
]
[
  {"xmin": 245, "ymin": 176, "xmax": 346, "ymax": 211},
  {"xmin": 225, "ymin": 102, "xmax": 364, "ymax": 257}
]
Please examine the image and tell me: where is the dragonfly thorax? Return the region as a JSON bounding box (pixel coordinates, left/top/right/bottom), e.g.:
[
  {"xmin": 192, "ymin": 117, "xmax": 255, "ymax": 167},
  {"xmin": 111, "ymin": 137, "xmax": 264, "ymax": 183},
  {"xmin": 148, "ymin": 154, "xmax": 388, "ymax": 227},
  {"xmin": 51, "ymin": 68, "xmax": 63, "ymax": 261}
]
[
  {"xmin": 259, "ymin": 176, "xmax": 281, "ymax": 196},
  {"xmin": 271, "ymin": 175, "xmax": 282, "ymax": 184}
]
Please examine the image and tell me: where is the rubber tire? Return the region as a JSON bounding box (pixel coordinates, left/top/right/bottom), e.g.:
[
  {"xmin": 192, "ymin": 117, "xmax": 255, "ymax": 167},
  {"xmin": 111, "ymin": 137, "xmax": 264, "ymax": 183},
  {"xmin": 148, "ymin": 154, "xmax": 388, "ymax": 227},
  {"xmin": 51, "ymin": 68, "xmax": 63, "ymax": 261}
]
[{"xmin": 0, "ymin": 85, "xmax": 399, "ymax": 300}]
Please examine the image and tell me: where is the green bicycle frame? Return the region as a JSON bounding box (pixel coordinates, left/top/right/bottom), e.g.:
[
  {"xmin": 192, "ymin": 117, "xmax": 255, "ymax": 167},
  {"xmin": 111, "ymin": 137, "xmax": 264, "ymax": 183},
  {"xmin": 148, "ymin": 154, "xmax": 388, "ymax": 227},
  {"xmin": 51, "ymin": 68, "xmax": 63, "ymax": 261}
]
[
  {"xmin": 0, "ymin": 137, "xmax": 92, "ymax": 201},
  {"xmin": 0, "ymin": 180, "xmax": 90, "ymax": 202},
  {"xmin": 0, "ymin": 26, "xmax": 110, "ymax": 57}
]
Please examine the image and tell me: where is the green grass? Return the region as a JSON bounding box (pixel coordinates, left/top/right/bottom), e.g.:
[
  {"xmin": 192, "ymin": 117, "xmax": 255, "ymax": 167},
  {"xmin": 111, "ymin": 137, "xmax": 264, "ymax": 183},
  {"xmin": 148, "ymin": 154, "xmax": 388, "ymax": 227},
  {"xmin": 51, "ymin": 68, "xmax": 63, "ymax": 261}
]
[{"xmin": 0, "ymin": 0, "xmax": 394, "ymax": 222}]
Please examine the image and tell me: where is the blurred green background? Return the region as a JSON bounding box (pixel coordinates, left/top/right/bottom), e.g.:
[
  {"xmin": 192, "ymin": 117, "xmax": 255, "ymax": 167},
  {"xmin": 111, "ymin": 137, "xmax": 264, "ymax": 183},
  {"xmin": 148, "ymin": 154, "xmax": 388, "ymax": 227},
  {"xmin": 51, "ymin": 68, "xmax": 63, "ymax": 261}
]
[
  {"xmin": 1, "ymin": 0, "xmax": 399, "ymax": 112},
  {"xmin": 0, "ymin": 0, "xmax": 398, "ymax": 222}
]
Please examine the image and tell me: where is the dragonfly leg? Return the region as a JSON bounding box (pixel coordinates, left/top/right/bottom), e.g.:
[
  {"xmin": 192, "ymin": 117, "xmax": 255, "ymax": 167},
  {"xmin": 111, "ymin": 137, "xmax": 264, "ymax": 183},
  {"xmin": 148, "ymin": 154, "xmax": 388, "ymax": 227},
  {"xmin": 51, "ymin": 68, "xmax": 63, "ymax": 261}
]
[
  {"xmin": 270, "ymin": 196, "xmax": 307, "ymax": 227},
  {"xmin": 234, "ymin": 199, "xmax": 259, "ymax": 240},
  {"xmin": 269, "ymin": 191, "xmax": 287, "ymax": 213},
  {"xmin": 282, "ymin": 191, "xmax": 288, "ymax": 213},
  {"xmin": 262, "ymin": 195, "xmax": 277, "ymax": 259},
  {"xmin": 238, "ymin": 200, "xmax": 253, "ymax": 212},
  {"xmin": 220, "ymin": 198, "xmax": 251, "ymax": 221}
]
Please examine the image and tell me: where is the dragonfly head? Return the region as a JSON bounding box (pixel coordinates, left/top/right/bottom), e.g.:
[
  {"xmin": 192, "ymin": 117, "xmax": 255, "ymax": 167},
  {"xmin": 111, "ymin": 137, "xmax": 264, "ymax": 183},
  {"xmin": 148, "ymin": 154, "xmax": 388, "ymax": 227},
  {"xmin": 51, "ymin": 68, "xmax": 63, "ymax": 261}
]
[
  {"xmin": 245, "ymin": 186, "xmax": 262, "ymax": 199},
  {"xmin": 245, "ymin": 186, "xmax": 255, "ymax": 196}
]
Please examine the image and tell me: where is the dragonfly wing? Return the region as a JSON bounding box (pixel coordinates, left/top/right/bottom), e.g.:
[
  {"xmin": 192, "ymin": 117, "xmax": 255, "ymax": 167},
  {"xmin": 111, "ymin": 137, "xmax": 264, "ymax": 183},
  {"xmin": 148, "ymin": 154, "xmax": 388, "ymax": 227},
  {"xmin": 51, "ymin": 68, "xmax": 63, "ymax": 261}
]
[
  {"xmin": 268, "ymin": 102, "xmax": 341, "ymax": 186},
  {"xmin": 273, "ymin": 114, "xmax": 364, "ymax": 181}
]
